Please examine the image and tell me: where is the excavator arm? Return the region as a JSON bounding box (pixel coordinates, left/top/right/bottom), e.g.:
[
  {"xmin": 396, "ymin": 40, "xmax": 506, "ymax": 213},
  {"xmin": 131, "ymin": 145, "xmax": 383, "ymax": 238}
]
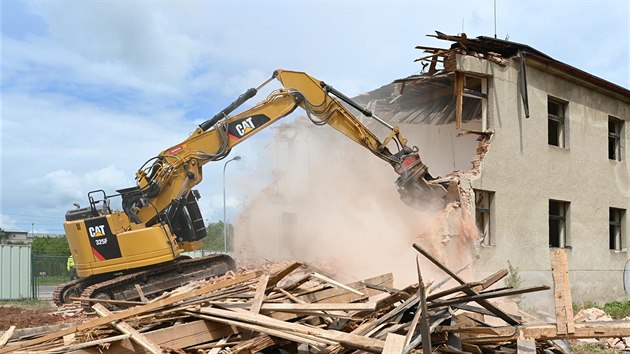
[
  {"xmin": 127, "ymin": 69, "xmax": 446, "ymax": 227},
  {"xmin": 57, "ymin": 69, "xmax": 447, "ymax": 305}
]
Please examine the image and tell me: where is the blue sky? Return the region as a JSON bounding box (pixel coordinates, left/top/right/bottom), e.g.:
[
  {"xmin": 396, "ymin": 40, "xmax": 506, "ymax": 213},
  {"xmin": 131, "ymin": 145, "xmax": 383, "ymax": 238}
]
[{"xmin": 1, "ymin": 0, "xmax": 628, "ymax": 233}]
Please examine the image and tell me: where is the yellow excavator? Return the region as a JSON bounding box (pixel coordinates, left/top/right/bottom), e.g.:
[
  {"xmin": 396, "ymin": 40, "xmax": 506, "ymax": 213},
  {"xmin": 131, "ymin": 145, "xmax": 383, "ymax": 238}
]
[{"xmin": 54, "ymin": 69, "xmax": 447, "ymax": 308}]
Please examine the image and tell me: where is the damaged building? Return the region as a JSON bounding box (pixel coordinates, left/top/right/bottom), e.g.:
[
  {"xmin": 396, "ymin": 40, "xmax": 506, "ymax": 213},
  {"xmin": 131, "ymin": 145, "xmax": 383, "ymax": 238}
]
[{"xmin": 235, "ymin": 32, "xmax": 630, "ymax": 304}]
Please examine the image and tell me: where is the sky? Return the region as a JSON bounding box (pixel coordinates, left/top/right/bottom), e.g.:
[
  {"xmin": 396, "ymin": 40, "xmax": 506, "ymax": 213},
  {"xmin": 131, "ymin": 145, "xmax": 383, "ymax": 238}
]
[{"xmin": 1, "ymin": 0, "xmax": 628, "ymax": 234}]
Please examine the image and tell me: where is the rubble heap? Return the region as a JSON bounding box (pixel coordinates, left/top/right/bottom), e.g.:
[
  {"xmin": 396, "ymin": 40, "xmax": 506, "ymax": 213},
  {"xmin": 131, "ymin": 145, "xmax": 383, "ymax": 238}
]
[{"xmin": 3, "ymin": 244, "xmax": 630, "ymax": 354}]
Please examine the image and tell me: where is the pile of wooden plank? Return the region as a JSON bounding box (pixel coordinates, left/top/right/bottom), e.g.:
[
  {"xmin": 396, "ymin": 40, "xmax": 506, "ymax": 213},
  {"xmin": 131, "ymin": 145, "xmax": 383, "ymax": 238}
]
[{"xmin": 2, "ymin": 244, "xmax": 630, "ymax": 354}]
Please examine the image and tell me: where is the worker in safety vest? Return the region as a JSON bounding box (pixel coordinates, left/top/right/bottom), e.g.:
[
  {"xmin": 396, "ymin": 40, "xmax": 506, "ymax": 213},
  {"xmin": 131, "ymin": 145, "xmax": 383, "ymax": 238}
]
[{"xmin": 67, "ymin": 255, "xmax": 77, "ymax": 280}]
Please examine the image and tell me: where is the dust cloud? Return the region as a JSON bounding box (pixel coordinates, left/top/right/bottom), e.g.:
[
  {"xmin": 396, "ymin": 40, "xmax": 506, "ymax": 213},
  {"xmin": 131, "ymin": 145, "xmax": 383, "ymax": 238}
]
[{"xmin": 233, "ymin": 118, "xmax": 481, "ymax": 287}]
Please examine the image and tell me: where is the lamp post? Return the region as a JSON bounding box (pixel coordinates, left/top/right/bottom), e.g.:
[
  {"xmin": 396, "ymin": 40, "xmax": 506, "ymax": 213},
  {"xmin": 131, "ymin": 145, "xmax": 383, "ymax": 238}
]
[{"xmin": 223, "ymin": 155, "xmax": 241, "ymax": 253}]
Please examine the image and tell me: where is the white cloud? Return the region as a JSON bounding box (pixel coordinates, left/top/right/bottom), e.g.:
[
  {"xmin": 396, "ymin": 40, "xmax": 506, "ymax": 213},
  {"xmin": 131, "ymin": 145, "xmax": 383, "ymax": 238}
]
[
  {"xmin": 1, "ymin": 0, "xmax": 627, "ymax": 235},
  {"xmin": 0, "ymin": 215, "xmax": 20, "ymax": 231}
]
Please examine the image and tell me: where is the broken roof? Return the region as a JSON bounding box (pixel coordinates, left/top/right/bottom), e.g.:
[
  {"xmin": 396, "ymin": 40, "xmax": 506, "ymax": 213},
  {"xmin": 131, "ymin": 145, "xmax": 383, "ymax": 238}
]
[{"xmin": 410, "ymin": 31, "xmax": 629, "ymax": 100}]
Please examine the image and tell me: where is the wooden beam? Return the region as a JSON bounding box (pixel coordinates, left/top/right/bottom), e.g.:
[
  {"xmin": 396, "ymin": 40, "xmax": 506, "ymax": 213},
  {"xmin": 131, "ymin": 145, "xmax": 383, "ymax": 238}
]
[
  {"xmin": 550, "ymin": 249, "xmax": 575, "ymax": 334},
  {"xmin": 1, "ymin": 270, "xmax": 261, "ymax": 354},
  {"xmin": 266, "ymin": 262, "xmax": 302, "ymax": 292},
  {"xmin": 301, "ymin": 273, "xmax": 393, "ymax": 304},
  {"xmin": 185, "ymin": 311, "xmax": 332, "ymax": 348},
  {"xmin": 413, "ymin": 243, "xmax": 519, "ymax": 325},
  {"xmin": 0, "ymin": 326, "xmax": 15, "ymax": 348},
  {"xmin": 243, "ymin": 273, "xmax": 269, "ymax": 339},
  {"xmin": 475, "ymin": 268, "xmax": 509, "ymax": 291},
  {"xmin": 312, "ymin": 272, "xmax": 364, "ymax": 296},
  {"xmin": 194, "ymin": 307, "xmax": 385, "ymax": 352},
  {"xmin": 211, "ymin": 302, "xmax": 377, "ymax": 312},
  {"xmin": 437, "ymin": 320, "xmax": 630, "ymax": 343},
  {"xmin": 93, "ymin": 304, "xmax": 163, "ymax": 354},
  {"xmin": 429, "ymin": 285, "xmax": 549, "ymax": 308},
  {"xmin": 454, "ymin": 71, "xmax": 465, "ymax": 129},
  {"xmin": 69, "ymin": 320, "xmax": 237, "ymax": 354},
  {"xmin": 135, "ymin": 284, "xmax": 149, "ymax": 303}
]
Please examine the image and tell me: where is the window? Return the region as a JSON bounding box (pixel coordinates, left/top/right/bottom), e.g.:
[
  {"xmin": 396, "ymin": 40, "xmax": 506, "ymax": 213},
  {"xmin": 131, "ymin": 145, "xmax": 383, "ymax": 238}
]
[
  {"xmin": 475, "ymin": 190, "xmax": 494, "ymax": 246},
  {"xmin": 548, "ymin": 97, "xmax": 567, "ymax": 147},
  {"xmin": 610, "ymin": 208, "xmax": 625, "ymax": 251},
  {"xmin": 609, "ymin": 116, "xmax": 624, "ymax": 161},
  {"xmin": 549, "ymin": 200, "xmax": 570, "ymax": 248}
]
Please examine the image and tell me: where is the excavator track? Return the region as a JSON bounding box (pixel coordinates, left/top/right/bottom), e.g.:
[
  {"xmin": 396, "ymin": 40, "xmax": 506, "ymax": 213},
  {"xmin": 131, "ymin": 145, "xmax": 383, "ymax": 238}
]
[{"xmin": 53, "ymin": 254, "xmax": 235, "ymax": 311}]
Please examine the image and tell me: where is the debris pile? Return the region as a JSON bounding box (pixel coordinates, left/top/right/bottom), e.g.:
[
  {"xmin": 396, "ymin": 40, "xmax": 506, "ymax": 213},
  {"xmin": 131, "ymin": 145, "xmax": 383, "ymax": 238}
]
[{"xmin": 3, "ymin": 244, "xmax": 630, "ymax": 354}]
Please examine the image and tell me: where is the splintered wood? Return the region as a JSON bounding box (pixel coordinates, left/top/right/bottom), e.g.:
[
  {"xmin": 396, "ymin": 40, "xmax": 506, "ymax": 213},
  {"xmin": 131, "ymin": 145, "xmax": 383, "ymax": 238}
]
[{"xmin": 2, "ymin": 245, "xmax": 629, "ymax": 354}]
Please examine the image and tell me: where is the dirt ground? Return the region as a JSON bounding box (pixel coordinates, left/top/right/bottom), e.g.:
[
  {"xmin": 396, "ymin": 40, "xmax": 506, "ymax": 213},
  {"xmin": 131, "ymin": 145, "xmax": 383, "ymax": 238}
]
[{"xmin": 0, "ymin": 306, "xmax": 62, "ymax": 331}]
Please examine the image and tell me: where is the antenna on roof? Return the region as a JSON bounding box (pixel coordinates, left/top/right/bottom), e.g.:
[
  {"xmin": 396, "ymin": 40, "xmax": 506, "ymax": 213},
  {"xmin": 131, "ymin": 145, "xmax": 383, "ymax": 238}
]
[{"xmin": 493, "ymin": 0, "xmax": 497, "ymax": 39}]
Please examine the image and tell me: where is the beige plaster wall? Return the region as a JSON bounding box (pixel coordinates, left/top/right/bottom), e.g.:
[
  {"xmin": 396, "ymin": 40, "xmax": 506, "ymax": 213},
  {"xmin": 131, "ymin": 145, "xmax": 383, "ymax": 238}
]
[{"xmin": 460, "ymin": 54, "xmax": 630, "ymax": 302}]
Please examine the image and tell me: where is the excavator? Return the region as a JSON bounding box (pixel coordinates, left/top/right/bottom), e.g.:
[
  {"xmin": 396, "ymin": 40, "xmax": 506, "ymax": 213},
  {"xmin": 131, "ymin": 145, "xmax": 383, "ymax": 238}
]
[{"xmin": 53, "ymin": 69, "xmax": 447, "ymax": 309}]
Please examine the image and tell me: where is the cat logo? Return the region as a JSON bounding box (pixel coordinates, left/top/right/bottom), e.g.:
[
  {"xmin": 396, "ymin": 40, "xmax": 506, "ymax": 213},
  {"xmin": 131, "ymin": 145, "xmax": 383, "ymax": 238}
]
[
  {"xmin": 88, "ymin": 225, "xmax": 106, "ymax": 238},
  {"xmin": 235, "ymin": 117, "xmax": 256, "ymax": 137}
]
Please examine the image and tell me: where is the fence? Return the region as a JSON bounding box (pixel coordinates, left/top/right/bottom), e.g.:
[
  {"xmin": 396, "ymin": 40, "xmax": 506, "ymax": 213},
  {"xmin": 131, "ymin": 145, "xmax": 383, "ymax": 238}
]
[
  {"xmin": 32, "ymin": 255, "xmax": 70, "ymax": 300},
  {"xmin": 0, "ymin": 244, "xmax": 32, "ymax": 299}
]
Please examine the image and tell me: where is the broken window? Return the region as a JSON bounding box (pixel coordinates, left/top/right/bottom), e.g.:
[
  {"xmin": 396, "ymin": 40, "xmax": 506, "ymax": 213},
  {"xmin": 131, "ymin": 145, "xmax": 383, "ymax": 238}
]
[
  {"xmin": 548, "ymin": 97, "xmax": 567, "ymax": 148},
  {"xmin": 549, "ymin": 200, "xmax": 570, "ymax": 248},
  {"xmin": 610, "ymin": 208, "xmax": 625, "ymax": 251},
  {"xmin": 475, "ymin": 190, "xmax": 494, "ymax": 246},
  {"xmin": 609, "ymin": 116, "xmax": 624, "ymax": 161}
]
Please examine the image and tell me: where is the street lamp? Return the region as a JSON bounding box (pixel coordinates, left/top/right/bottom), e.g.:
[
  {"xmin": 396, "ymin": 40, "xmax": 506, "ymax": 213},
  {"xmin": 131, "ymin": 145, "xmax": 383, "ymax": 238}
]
[{"xmin": 223, "ymin": 155, "xmax": 241, "ymax": 253}]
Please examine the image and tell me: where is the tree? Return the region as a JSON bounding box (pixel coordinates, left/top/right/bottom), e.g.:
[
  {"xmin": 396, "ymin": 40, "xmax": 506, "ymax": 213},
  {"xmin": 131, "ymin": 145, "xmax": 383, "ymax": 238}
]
[
  {"xmin": 0, "ymin": 228, "xmax": 6, "ymax": 244},
  {"xmin": 31, "ymin": 236, "xmax": 70, "ymax": 256},
  {"xmin": 202, "ymin": 221, "xmax": 234, "ymax": 252}
]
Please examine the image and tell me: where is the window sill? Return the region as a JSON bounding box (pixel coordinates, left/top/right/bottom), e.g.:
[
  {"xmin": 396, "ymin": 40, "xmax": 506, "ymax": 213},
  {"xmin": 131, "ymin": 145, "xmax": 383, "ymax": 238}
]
[
  {"xmin": 611, "ymin": 248, "xmax": 628, "ymax": 253},
  {"xmin": 548, "ymin": 145, "xmax": 570, "ymax": 151}
]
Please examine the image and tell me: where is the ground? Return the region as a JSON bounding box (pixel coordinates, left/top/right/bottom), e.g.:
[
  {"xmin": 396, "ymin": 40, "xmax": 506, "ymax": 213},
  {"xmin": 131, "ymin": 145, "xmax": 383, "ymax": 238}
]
[{"xmin": 0, "ymin": 302, "xmax": 62, "ymax": 331}]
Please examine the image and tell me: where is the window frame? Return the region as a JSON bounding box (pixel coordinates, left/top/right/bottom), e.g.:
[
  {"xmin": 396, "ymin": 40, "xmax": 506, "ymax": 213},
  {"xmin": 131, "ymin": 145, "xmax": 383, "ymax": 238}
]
[
  {"xmin": 475, "ymin": 189, "xmax": 494, "ymax": 247},
  {"xmin": 549, "ymin": 199, "xmax": 570, "ymax": 248},
  {"xmin": 608, "ymin": 115, "xmax": 624, "ymax": 162},
  {"xmin": 610, "ymin": 207, "xmax": 626, "ymax": 252},
  {"xmin": 548, "ymin": 97, "xmax": 568, "ymax": 148}
]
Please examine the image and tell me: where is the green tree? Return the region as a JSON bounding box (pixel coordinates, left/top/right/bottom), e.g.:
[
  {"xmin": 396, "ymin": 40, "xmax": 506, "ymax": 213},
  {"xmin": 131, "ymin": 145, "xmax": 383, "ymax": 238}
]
[
  {"xmin": 202, "ymin": 221, "xmax": 235, "ymax": 252},
  {"xmin": 0, "ymin": 228, "xmax": 6, "ymax": 244},
  {"xmin": 31, "ymin": 236, "xmax": 70, "ymax": 256}
]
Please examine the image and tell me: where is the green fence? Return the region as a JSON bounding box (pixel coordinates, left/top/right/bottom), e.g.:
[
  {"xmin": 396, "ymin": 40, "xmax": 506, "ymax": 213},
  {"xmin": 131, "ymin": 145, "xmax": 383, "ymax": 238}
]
[{"xmin": 32, "ymin": 255, "xmax": 70, "ymax": 299}]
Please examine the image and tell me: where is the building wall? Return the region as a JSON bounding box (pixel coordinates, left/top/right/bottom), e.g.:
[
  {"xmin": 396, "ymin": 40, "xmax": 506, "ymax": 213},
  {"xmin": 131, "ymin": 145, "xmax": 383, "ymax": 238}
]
[{"xmin": 460, "ymin": 54, "xmax": 630, "ymax": 302}]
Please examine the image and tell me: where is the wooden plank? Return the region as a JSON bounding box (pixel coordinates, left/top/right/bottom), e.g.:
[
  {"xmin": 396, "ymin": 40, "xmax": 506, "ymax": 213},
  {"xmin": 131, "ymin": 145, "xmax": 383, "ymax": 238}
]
[
  {"xmin": 413, "ymin": 243, "xmax": 519, "ymax": 325},
  {"xmin": 185, "ymin": 311, "xmax": 332, "ymax": 348},
  {"xmin": 69, "ymin": 297, "xmax": 143, "ymax": 306},
  {"xmin": 1, "ymin": 270, "xmax": 261, "ymax": 354},
  {"xmin": 437, "ymin": 320, "xmax": 630, "ymax": 343},
  {"xmin": 69, "ymin": 320, "xmax": 237, "ymax": 354},
  {"xmin": 550, "ymin": 249, "xmax": 575, "ymax": 334},
  {"xmin": 0, "ymin": 326, "xmax": 15, "ymax": 348},
  {"xmin": 382, "ymin": 333, "xmax": 405, "ymax": 354},
  {"xmin": 418, "ymin": 258, "xmax": 432, "ymax": 354},
  {"xmin": 251, "ymin": 274, "xmax": 269, "ymax": 314},
  {"xmin": 266, "ymin": 262, "xmax": 303, "ymax": 292},
  {"xmin": 212, "ymin": 302, "xmax": 376, "ymax": 312},
  {"xmin": 454, "ymin": 71, "xmax": 464, "ymax": 129},
  {"xmin": 302, "ymin": 273, "xmax": 393, "ymax": 304},
  {"xmin": 194, "ymin": 307, "xmax": 385, "ymax": 352},
  {"xmin": 135, "ymin": 284, "xmax": 149, "ymax": 303},
  {"xmin": 475, "ymin": 268, "xmax": 509, "ymax": 291},
  {"xmin": 428, "ymin": 285, "xmax": 549, "ymax": 308},
  {"xmin": 242, "ymin": 273, "xmax": 269, "ymax": 339},
  {"xmin": 44, "ymin": 334, "xmax": 131, "ymax": 353},
  {"xmin": 312, "ymin": 272, "xmax": 364, "ymax": 296},
  {"xmin": 93, "ymin": 304, "xmax": 163, "ymax": 354}
]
